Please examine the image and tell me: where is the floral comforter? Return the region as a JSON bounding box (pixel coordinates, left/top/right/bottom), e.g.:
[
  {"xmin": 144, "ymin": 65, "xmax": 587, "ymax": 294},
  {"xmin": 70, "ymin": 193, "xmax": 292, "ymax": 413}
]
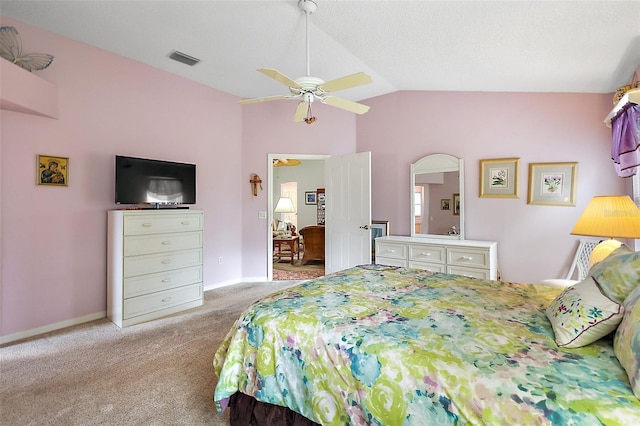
[{"xmin": 214, "ymin": 265, "xmax": 640, "ymax": 425}]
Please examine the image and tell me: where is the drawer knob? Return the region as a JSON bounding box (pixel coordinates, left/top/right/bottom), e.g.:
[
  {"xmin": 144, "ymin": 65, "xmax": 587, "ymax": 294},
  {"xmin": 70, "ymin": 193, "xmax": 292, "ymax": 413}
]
[
  {"xmin": 161, "ymin": 260, "xmax": 172, "ymax": 264},
  {"xmin": 422, "ymin": 252, "xmax": 430, "ymax": 256},
  {"xmin": 142, "ymin": 223, "xmax": 153, "ymax": 227},
  {"xmin": 181, "ymin": 221, "xmax": 190, "ymax": 225},
  {"xmin": 461, "ymin": 256, "xmax": 473, "ymax": 261},
  {"xmin": 161, "ymin": 241, "xmax": 172, "ymax": 245},
  {"xmin": 161, "ymin": 278, "xmax": 172, "ymax": 283},
  {"xmin": 388, "ymin": 249, "xmax": 395, "ymax": 253},
  {"xmin": 161, "ymin": 297, "xmax": 172, "ymax": 303}
]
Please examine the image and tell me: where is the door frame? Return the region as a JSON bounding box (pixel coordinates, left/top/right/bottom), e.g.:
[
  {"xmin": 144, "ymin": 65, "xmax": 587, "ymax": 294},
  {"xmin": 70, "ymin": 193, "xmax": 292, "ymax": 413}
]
[{"xmin": 267, "ymin": 153, "xmax": 330, "ymax": 280}]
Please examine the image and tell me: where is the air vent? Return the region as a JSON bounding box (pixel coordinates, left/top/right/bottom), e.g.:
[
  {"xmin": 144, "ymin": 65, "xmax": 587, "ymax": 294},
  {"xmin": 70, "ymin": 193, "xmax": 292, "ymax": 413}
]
[{"xmin": 168, "ymin": 50, "xmax": 200, "ymax": 66}]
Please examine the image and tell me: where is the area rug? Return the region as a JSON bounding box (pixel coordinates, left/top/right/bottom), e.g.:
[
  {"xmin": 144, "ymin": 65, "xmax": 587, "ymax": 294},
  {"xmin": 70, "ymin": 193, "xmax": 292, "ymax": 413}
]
[
  {"xmin": 273, "ymin": 268, "xmax": 325, "ymax": 281},
  {"xmin": 273, "ymin": 249, "xmax": 325, "ymax": 281}
]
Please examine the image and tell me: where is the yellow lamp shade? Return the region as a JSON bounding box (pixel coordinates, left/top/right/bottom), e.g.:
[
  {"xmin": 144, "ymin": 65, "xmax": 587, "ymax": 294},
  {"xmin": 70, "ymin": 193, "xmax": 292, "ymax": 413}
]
[{"xmin": 571, "ymin": 196, "xmax": 640, "ymax": 239}]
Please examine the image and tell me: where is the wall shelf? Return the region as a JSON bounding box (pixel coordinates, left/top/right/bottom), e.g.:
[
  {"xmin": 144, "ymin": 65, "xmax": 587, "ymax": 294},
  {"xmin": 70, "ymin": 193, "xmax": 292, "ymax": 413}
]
[
  {"xmin": 604, "ymin": 88, "xmax": 640, "ymax": 128},
  {"xmin": 0, "ymin": 58, "xmax": 59, "ymax": 119}
]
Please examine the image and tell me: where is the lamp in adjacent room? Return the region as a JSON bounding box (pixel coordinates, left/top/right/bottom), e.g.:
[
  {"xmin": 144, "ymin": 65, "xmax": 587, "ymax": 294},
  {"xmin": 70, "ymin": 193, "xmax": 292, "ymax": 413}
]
[
  {"xmin": 571, "ymin": 195, "xmax": 640, "ymax": 265},
  {"xmin": 274, "ymin": 196, "xmax": 296, "ymax": 235}
]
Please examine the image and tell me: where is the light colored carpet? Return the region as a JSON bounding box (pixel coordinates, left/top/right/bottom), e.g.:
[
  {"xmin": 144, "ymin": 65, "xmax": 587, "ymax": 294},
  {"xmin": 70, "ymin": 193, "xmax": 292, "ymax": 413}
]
[{"xmin": 0, "ymin": 280, "xmax": 302, "ymax": 426}]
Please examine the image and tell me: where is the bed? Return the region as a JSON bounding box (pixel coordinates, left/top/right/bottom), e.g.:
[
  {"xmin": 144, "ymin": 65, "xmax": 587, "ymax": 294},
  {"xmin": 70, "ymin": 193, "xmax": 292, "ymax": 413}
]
[{"xmin": 213, "ymin": 262, "xmax": 640, "ymax": 425}]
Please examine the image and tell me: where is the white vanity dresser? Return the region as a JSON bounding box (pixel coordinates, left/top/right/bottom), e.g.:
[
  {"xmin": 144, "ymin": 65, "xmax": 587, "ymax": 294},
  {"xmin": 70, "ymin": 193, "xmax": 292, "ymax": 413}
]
[
  {"xmin": 377, "ymin": 153, "xmax": 499, "ymax": 280},
  {"xmin": 375, "ymin": 236, "xmax": 498, "ymax": 280}
]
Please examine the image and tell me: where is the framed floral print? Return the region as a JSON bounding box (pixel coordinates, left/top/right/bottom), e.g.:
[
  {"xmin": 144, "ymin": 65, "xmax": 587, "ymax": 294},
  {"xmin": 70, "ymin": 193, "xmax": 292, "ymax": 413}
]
[
  {"xmin": 479, "ymin": 158, "xmax": 520, "ymax": 198},
  {"xmin": 527, "ymin": 162, "xmax": 578, "ymax": 206},
  {"xmin": 37, "ymin": 154, "xmax": 68, "ymax": 186}
]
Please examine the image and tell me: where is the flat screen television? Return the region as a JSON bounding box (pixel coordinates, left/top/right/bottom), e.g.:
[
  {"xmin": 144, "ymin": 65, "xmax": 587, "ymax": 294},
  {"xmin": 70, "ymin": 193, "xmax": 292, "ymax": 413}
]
[{"xmin": 115, "ymin": 155, "xmax": 196, "ymax": 207}]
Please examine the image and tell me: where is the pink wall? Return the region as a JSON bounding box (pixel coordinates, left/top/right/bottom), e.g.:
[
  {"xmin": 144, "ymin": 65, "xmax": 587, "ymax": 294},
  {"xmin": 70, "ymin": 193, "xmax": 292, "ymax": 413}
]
[
  {"xmin": 358, "ymin": 91, "xmax": 627, "ymax": 283},
  {"xmin": 1, "ymin": 17, "xmax": 243, "ymax": 338},
  {"xmin": 1, "ymin": 15, "xmax": 632, "ymax": 340}
]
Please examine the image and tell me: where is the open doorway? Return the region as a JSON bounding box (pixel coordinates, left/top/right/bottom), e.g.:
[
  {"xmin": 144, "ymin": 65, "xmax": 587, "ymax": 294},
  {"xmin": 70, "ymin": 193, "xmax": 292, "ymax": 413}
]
[{"xmin": 268, "ymin": 154, "xmax": 329, "ymax": 281}]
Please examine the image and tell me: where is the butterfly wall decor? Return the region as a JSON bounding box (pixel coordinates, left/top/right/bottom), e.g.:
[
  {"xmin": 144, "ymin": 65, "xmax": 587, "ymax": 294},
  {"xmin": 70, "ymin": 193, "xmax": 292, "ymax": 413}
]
[{"xmin": 0, "ymin": 26, "xmax": 53, "ymax": 72}]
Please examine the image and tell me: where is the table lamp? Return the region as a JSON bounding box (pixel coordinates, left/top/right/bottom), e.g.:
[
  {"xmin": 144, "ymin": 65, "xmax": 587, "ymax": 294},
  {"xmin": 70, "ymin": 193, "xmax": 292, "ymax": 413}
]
[
  {"xmin": 571, "ymin": 195, "xmax": 640, "ymax": 265},
  {"xmin": 274, "ymin": 197, "xmax": 296, "ymax": 235}
]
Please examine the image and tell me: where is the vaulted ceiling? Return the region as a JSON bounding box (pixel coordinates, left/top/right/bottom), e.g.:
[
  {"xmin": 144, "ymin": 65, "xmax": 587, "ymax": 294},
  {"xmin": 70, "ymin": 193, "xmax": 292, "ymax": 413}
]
[{"xmin": 1, "ymin": 1, "xmax": 639, "ymax": 103}]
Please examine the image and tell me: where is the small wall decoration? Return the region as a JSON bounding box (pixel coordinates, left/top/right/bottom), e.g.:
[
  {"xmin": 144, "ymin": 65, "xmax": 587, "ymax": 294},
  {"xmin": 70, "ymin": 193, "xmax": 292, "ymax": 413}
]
[
  {"xmin": 480, "ymin": 158, "xmax": 520, "ymax": 198},
  {"xmin": 441, "ymin": 199, "xmax": 451, "ymax": 210},
  {"xmin": 528, "ymin": 162, "xmax": 578, "ymax": 206},
  {"xmin": 305, "ymin": 191, "xmax": 317, "ymax": 205},
  {"xmin": 453, "ymin": 193, "xmax": 460, "ymax": 216},
  {"xmin": 371, "ymin": 220, "xmax": 390, "ymax": 261},
  {"xmin": 37, "ymin": 154, "xmax": 68, "ymax": 186},
  {"xmin": 0, "ymin": 26, "xmax": 54, "ymax": 72}
]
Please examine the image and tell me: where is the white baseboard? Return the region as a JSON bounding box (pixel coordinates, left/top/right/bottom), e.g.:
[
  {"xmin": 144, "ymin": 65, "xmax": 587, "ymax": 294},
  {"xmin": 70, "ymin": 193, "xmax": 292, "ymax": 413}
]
[
  {"xmin": 0, "ymin": 311, "xmax": 106, "ymax": 346},
  {"xmin": 203, "ymin": 276, "xmax": 269, "ymax": 291},
  {"xmin": 2, "ymin": 278, "xmax": 273, "ymax": 346}
]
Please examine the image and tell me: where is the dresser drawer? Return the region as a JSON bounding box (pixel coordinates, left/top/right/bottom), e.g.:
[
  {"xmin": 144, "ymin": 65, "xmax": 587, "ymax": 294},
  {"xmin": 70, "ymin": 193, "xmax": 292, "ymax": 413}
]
[
  {"xmin": 123, "ymin": 282, "xmax": 202, "ymax": 319},
  {"xmin": 123, "ymin": 213, "xmax": 203, "ymax": 236},
  {"xmin": 124, "ymin": 231, "xmax": 202, "ymax": 256},
  {"xmin": 376, "ymin": 242, "xmax": 407, "ymax": 260},
  {"xmin": 124, "ymin": 248, "xmax": 203, "ymax": 278},
  {"xmin": 375, "ymin": 256, "xmax": 408, "ymax": 267},
  {"xmin": 447, "ymin": 265, "xmax": 491, "ymax": 280},
  {"xmin": 123, "ymin": 266, "xmax": 202, "ymax": 298},
  {"xmin": 409, "ymin": 260, "xmax": 446, "ymax": 273},
  {"xmin": 447, "ymin": 248, "xmax": 490, "ymax": 269},
  {"xmin": 409, "ymin": 245, "xmax": 445, "ymax": 264}
]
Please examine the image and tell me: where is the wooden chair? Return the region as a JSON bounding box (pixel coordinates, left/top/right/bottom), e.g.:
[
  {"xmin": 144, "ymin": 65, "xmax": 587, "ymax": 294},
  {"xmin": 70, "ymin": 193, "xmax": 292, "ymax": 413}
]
[
  {"xmin": 539, "ymin": 238, "xmax": 600, "ymax": 288},
  {"xmin": 299, "ymin": 225, "xmax": 325, "ymax": 265}
]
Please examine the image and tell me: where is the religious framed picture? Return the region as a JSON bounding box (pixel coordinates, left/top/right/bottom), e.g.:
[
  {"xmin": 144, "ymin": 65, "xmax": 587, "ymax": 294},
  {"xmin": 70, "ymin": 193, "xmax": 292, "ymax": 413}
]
[
  {"xmin": 528, "ymin": 162, "xmax": 578, "ymax": 206},
  {"xmin": 305, "ymin": 191, "xmax": 317, "ymax": 205},
  {"xmin": 37, "ymin": 154, "xmax": 68, "ymax": 186},
  {"xmin": 441, "ymin": 199, "xmax": 450, "ymax": 210},
  {"xmin": 453, "ymin": 193, "xmax": 460, "ymax": 216},
  {"xmin": 479, "ymin": 157, "xmax": 520, "ymax": 198}
]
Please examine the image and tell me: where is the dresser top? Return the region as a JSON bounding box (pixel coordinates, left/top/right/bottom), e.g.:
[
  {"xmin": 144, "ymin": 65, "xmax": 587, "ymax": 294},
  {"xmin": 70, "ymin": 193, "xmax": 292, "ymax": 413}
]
[{"xmin": 376, "ymin": 235, "xmax": 497, "ymax": 248}]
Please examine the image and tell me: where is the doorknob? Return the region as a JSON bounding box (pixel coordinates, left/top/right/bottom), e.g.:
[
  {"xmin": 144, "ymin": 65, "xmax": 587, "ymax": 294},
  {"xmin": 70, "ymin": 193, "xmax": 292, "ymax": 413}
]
[{"xmin": 359, "ymin": 225, "xmax": 370, "ymax": 230}]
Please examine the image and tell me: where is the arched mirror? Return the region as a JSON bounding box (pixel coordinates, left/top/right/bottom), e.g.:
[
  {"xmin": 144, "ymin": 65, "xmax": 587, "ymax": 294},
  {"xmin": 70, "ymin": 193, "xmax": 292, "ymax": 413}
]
[{"xmin": 411, "ymin": 154, "xmax": 464, "ymax": 239}]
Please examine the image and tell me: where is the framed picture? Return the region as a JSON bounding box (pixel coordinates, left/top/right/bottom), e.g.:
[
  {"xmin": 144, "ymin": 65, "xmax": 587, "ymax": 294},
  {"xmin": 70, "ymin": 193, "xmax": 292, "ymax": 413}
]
[
  {"xmin": 453, "ymin": 193, "xmax": 460, "ymax": 216},
  {"xmin": 441, "ymin": 199, "xmax": 450, "ymax": 210},
  {"xmin": 37, "ymin": 154, "xmax": 68, "ymax": 186},
  {"xmin": 479, "ymin": 157, "xmax": 520, "ymax": 198},
  {"xmin": 527, "ymin": 162, "xmax": 578, "ymax": 206},
  {"xmin": 371, "ymin": 220, "xmax": 390, "ymax": 261},
  {"xmin": 304, "ymin": 191, "xmax": 317, "ymax": 205}
]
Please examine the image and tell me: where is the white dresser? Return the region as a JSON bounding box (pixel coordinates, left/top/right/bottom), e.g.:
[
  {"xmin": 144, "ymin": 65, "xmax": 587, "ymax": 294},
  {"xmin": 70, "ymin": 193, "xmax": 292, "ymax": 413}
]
[
  {"xmin": 375, "ymin": 236, "xmax": 498, "ymax": 280},
  {"xmin": 107, "ymin": 209, "xmax": 204, "ymax": 327}
]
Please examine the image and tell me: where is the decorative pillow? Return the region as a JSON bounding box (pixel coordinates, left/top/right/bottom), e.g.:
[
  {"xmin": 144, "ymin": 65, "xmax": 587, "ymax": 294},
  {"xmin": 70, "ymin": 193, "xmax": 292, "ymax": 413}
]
[
  {"xmin": 614, "ymin": 285, "xmax": 640, "ymax": 399},
  {"xmin": 588, "ymin": 245, "xmax": 640, "ymax": 304},
  {"xmin": 546, "ymin": 276, "xmax": 624, "ymax": 348}
]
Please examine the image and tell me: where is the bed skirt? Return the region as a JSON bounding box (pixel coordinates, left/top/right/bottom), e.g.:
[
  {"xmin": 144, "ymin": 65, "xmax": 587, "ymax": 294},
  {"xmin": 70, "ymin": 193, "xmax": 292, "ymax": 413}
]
[{"xmin": 229, "ymin": 392, "xmax": 320, "ymax": 426}]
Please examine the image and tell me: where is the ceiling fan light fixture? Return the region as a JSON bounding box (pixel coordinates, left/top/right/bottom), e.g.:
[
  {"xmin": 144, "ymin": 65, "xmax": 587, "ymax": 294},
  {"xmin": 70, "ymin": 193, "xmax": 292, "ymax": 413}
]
[
  {"xmin": 304, "ymin": 103, "xmax": 316, "ymax": 124},
  {"xmin": 238, "ymin": 0, "xmax": 372, "ymax": 122}
]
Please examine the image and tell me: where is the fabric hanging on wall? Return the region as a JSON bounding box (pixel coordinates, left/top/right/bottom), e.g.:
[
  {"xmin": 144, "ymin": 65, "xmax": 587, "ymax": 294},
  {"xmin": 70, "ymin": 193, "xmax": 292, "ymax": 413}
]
[{"xmin": 611, "ymin": 103, "xmax": 640, "ymax": 177}]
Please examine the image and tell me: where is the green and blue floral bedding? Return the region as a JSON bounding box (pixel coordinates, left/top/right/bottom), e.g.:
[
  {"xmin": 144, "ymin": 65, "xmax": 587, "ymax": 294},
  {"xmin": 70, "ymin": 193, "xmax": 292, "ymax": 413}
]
[{"xmin": 214, "ymin": 265, "xmax": 640, "ymax": 425}]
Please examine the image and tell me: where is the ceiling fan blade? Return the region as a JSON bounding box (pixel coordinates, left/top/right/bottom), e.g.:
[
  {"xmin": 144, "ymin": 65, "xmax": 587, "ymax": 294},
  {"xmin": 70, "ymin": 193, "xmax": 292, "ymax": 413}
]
[
  {"xmin": 258, "ymin": 68, "xmax": 301, "ymax": 89},
  {"xmin": 237, "ymin": 95, "xmax": 288, "ymax": 105},
  {"xmin": 320, "ymin": 72, "xmax": 372, "ymax": 93},
  {"xmin": 294, "ymin": 101, "xmax": 309, "ymax": 122},
  {"xmin": 323, "ymin": 96, "xmax": 370, "ymax": 115}
]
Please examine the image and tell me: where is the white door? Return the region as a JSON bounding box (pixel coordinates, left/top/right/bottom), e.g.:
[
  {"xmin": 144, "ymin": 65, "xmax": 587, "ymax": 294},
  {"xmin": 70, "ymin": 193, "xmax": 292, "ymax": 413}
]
[{"xmin": 325, "ymin": 152, "xmax": 372, "ymax": 274}]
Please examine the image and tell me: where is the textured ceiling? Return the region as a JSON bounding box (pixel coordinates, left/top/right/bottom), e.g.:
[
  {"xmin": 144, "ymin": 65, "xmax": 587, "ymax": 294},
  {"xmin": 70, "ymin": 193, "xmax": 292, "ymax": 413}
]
[{"xmin": 1, "ymin": 0, "xmax": 639, "ymax": 102}]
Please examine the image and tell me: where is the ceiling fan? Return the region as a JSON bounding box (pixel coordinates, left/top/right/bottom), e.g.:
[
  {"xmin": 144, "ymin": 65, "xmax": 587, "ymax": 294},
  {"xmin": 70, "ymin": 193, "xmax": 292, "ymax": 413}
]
[{"xmin": 238, "ymin": 0, "xmax": 372, "ymax": 124}]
